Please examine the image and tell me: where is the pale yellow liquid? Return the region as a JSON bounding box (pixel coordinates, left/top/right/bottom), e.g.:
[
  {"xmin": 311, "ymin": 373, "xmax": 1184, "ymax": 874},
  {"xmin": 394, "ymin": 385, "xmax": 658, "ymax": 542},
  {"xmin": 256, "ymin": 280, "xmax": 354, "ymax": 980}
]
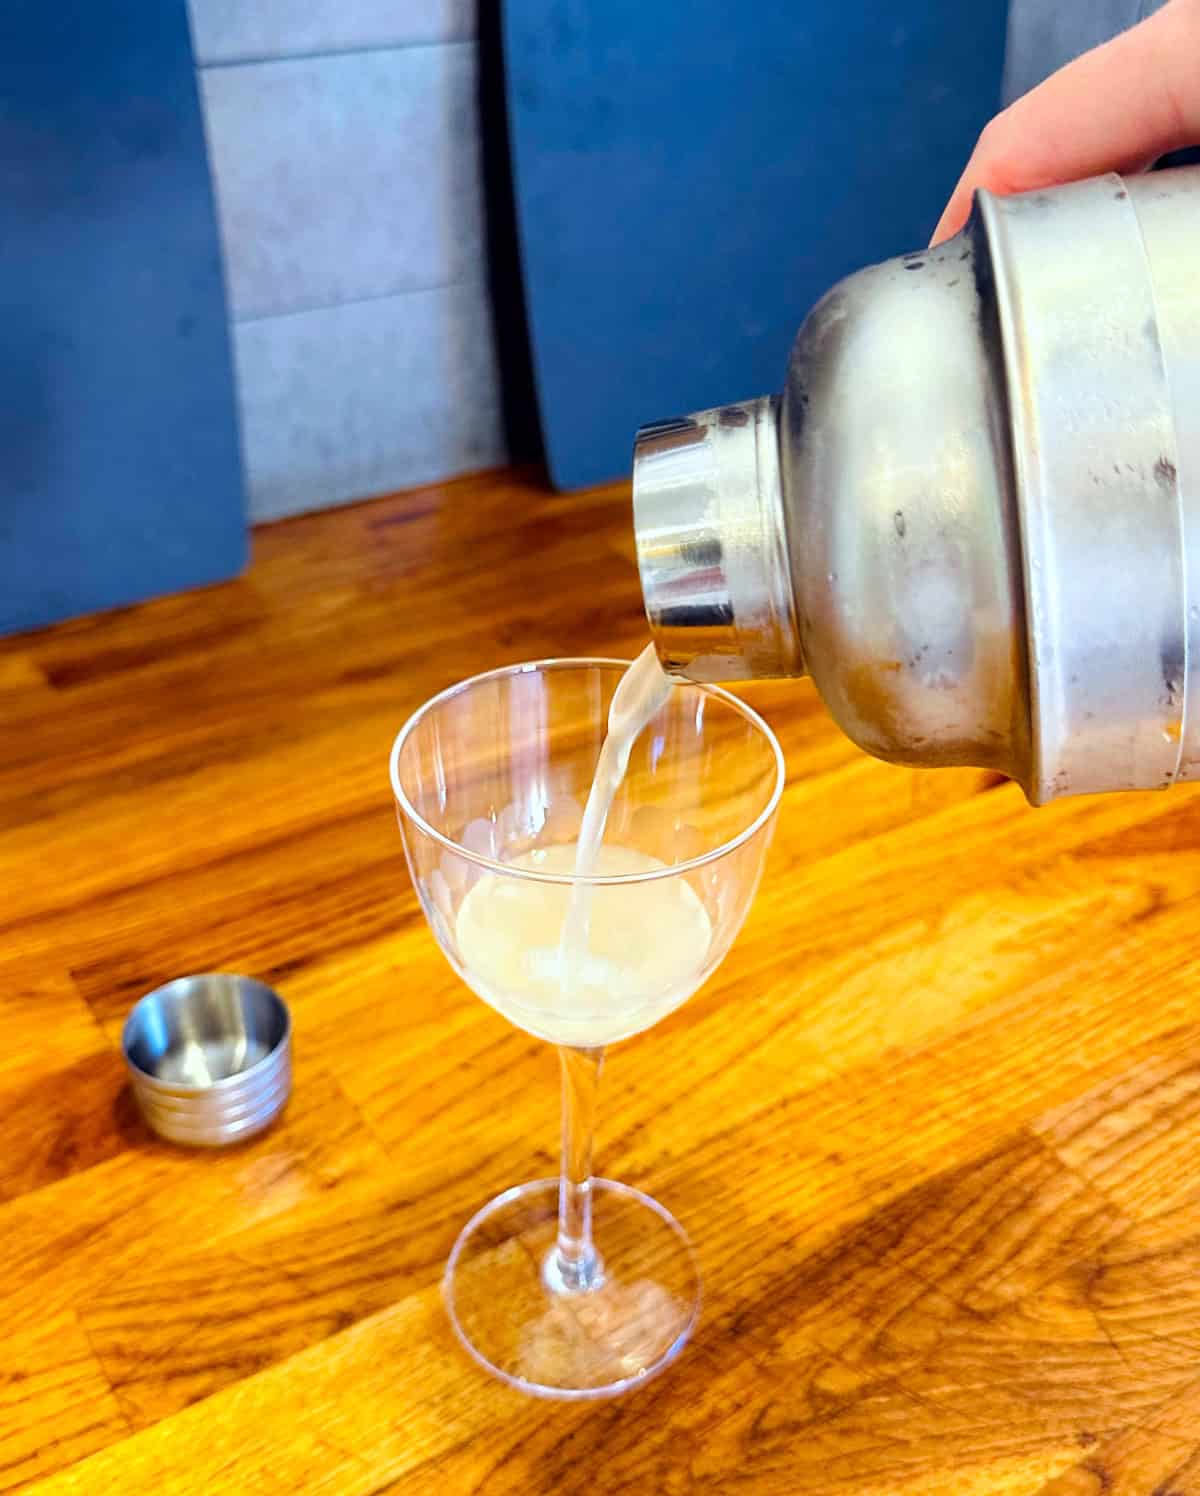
[
  {"xmin": 561, "ymin": 645, "xmax": 674, "ymax": 965},
  {"xmin": 454, "ymin": 842, "xmax": 712, "ymax": 1046}
]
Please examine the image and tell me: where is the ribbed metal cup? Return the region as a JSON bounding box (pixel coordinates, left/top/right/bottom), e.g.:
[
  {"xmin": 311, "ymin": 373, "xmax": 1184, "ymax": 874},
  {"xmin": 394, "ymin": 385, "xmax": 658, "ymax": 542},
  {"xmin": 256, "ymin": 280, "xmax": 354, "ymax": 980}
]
[{"xmin": 122, "ymin": 974, "xmax": 292, "ymax": 1148}]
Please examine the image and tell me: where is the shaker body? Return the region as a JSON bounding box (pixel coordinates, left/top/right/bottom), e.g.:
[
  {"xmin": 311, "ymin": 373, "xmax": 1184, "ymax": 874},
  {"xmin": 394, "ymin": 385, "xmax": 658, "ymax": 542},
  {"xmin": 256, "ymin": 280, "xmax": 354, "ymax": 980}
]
[{"xmin": 633, "ymin": 165, "xmax": 1200, "ymax": 803}]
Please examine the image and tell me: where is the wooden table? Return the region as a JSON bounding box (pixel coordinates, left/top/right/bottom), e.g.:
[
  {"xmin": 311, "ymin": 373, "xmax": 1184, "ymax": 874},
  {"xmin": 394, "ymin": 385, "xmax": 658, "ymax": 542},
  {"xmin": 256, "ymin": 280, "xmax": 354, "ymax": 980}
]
[{"xmin": 5, "ymin": 469, "xmax": 1200, "ymax": 1495}]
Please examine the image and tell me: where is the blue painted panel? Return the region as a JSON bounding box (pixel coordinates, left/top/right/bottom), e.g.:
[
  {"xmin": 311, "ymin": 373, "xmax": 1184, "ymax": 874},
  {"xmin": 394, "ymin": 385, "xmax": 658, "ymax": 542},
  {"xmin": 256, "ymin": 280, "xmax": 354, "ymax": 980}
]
[
  {"xmin": 506, "ymin": 1, "xmax": 1008, "ymax": 489},
  {"xmin": 0, "ymin": 0, "xmax": 246, "ymax": 637}
]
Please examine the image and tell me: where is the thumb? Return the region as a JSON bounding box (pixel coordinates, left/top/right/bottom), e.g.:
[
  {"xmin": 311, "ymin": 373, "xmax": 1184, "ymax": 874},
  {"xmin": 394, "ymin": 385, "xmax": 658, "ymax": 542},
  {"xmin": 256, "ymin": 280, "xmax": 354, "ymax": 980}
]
[{"xmin": 932, "ymin": 0, "xmax": 1200, "ymax": 244}]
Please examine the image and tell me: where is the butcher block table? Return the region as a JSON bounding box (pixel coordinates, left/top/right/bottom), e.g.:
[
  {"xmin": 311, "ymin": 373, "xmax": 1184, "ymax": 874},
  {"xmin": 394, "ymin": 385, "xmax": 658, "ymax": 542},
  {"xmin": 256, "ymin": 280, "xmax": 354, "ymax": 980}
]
[{"xmin": 6, "ymin": 469, "xmax": 1200, "ymax": 1495}]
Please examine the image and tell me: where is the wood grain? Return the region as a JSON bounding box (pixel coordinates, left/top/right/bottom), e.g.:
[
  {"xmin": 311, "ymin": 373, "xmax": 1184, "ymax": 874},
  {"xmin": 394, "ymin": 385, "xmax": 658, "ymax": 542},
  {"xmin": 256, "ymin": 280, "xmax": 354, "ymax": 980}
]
[{"xmin": 4, "ymin": 466, "xmax": 1200, "ymax": 1492}]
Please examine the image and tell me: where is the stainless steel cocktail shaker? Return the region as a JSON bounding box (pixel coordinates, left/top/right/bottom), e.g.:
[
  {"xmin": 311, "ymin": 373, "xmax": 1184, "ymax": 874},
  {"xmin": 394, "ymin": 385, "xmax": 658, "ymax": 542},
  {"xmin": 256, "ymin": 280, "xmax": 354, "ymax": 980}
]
[{"xmin": 632, "ymin": 166, "xmax": 1200, "ymax": 803}]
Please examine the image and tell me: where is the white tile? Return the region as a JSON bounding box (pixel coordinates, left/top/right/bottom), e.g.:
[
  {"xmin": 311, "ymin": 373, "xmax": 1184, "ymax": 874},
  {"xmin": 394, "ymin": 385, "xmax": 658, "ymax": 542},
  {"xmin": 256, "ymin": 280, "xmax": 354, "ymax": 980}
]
[
  {"xmin": 201, "ymin": 45, "xmax": 484, "ymax": 321},
  {"xmin": 233, "ymin": 279, "xmax": 506, "ymax": 521},
  {"xmin": 187, "ymin": 0, "xmax": 475, "ymax": 65}
]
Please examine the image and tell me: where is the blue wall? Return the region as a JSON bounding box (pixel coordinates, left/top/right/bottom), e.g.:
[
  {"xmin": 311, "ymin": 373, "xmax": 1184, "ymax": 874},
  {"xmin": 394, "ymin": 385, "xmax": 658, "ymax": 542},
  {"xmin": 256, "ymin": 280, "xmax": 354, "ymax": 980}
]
[
  {"xmin": 507, "ymin": 1, "xmax": 1010, "ymax": 490},
  {"xmin": 0, "ymin": 0, "xmax": 245, "ymax": 636}
]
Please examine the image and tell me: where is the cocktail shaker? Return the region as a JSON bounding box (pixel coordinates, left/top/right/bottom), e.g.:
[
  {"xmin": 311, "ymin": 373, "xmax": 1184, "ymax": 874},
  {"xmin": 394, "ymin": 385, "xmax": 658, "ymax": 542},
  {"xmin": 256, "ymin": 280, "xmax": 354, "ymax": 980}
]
[{"xmin": 632, "ymin": 166, "xmax": 1200, "ymax": 803}]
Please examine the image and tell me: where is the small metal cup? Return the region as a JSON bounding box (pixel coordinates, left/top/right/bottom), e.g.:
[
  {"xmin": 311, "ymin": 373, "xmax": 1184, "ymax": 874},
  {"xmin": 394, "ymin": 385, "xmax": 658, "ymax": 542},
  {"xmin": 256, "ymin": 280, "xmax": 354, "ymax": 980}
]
[{"xmin": 122, "ymin": 974, "xmax": 292, "ymax": 1147}]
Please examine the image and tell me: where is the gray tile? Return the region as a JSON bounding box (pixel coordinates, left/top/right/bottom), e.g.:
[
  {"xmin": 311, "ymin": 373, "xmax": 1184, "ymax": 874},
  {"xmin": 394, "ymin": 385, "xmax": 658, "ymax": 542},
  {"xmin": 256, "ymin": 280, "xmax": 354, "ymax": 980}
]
[
  {"xmin": 201, "ymin": 46, "xmax": 484, "ymax": 321},
  {"xmin": 1003, "ymin": 0, "xmax": 1163, "ymax": 103},
  {"xmin": 188, "ymin": 0, "xmax": 475, "ymax": 65},
  {"xmin": 233, "ymin": 279, "xmax": 506, "ymax": 521}
]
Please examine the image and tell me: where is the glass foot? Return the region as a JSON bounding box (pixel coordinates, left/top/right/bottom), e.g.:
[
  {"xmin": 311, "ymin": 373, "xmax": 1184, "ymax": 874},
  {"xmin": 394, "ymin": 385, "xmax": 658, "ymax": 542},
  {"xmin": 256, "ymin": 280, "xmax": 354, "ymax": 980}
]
[{"xmin": 444, "ymin": 1177, "xmax": 700, "ymax": 1399}]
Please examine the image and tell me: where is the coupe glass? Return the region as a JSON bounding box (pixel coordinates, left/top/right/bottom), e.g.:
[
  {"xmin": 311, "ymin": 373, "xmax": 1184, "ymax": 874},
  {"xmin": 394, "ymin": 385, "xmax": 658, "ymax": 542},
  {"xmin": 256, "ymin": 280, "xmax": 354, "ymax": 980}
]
[{"xmin": 390, "ymin": 659, "xmax": 784, "ymax": 1398}]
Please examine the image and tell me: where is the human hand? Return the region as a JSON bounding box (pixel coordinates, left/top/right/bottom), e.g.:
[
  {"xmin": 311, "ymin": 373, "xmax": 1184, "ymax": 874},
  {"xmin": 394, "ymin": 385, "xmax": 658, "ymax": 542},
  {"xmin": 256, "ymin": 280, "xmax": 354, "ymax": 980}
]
[{"xmin": 932, "ymin": 0, "xmax": 1200, "ymax": 243}]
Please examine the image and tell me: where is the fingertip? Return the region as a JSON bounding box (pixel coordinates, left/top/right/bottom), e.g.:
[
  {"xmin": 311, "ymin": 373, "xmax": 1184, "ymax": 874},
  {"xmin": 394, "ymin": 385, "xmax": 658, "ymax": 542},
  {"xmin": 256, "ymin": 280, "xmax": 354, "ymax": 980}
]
[{"xmin": 929, "ymin": 199, "xmax": 966, "ymax": 247}]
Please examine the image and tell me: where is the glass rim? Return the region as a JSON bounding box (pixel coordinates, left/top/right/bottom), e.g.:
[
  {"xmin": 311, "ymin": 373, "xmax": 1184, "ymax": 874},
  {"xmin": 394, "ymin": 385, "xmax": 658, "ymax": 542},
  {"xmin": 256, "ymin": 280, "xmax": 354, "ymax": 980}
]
[{"xmin": 388, "ymin": 656, "xmax": 786, "ymax": 886}]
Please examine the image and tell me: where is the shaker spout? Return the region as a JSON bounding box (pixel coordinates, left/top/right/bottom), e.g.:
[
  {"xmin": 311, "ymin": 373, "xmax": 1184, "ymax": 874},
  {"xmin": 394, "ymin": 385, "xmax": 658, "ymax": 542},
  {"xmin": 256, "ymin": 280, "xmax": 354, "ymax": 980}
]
[{"xmin": 632, "ymin": 396, "xmax": 804, "ymax": 683}]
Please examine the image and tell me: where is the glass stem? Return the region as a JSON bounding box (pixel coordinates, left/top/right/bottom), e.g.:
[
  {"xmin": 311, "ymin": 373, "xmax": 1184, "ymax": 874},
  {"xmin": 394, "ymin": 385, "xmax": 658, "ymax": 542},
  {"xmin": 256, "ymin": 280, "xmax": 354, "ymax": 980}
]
[{"xmin": 552, "ymin": 1044, "xmax": 605, "ymax": 1292}]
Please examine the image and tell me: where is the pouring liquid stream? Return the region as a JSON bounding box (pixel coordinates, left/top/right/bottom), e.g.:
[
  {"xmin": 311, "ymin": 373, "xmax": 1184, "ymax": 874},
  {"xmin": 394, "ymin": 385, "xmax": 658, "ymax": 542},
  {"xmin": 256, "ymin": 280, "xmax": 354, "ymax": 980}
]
[
  {"xmin": 559, "ymin": 645, "xmax": 674, "ymax": 984},
  {"xmin": 453, "ymin": 647, "xmax": 712, "ymax": 1046}
]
